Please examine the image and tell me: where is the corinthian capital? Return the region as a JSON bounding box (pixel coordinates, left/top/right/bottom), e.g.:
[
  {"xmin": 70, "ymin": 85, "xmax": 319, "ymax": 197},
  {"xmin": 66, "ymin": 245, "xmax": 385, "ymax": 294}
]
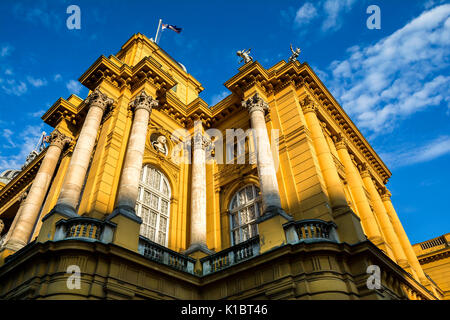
[
  {"xmin": 334, "ymin": 133, "xmax": 348, "ymax": 150},
  {"xmin": 242, "ymin": 93, "xmax": 269, "ymax": 115},
  {"xmin": 380, "ymin": 188, "xmax": 392, "ymax": 201},
  {"xmin": 193, "ymin": 132, "xmax": 211, "ymax": 150},
  {"xmin": 359, "ymin": 162, "xmax": 371, "ymax": 179},
  {"xmin": 130, "ymin": 90, "xmax": 158, "ymax": 114},
  {"xmin": 49, "ymin": 130, "xmax": 72, "ymax": 150},
  {"xmin": 85, "ymin": 87, "xmax": 114, "ymax": 112},
  {"xmin": 300, "ymin": 95, "xmax": 317, "ymax": 114}
]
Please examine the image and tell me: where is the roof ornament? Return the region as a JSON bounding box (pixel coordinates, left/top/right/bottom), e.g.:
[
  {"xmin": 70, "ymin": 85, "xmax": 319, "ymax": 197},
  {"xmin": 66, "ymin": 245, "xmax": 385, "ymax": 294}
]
[
  {"xmin": 21, "ymin": 131, "xmax": 49, "ymax": 169},
  {"xmin": 288, "ymin": 44, "xmax": 301, "ymax": 62},
  {"xmin": 237, "ymin": 48, "xmax": 253, "ymax": 64}
]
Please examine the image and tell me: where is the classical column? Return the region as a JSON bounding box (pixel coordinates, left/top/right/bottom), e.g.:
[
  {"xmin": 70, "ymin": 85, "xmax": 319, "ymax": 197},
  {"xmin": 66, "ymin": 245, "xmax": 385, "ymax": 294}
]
[
  {"xmin": 242, "ymin": 93, "xmax": 288, "ymax": 219},
  {"xmin": 335, "ymin": 134, "xmax": 383, "ymax": 243},
  {"xmin": 300, "ymin": 95, "xmax": 348, "ymax": 209},
  {"xmin": 381, "ymin": 189, "xmax": 427, "ymax": 281},
  {"xmin": 53, "ymin": 88, "xmax": 113, "ymax": 216},
  {"xmin": 361, "ymin": 165, "xmax": 409, "ymax": 266},
  {"xmin": 5, "ymin": 130, "xmax": 71, "ymax": 251},
  {"xmin": 113, "ymin": 90, "xmax": 157, "ymax": 218},
  {"xmin": 186, "ymin": 130, "xmax": 211, "ymax": 253}
]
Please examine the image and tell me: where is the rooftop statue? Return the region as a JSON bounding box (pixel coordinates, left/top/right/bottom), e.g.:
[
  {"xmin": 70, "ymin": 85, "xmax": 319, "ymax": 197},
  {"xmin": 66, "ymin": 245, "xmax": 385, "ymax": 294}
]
[
  {"xmin": 237, "ymin": 48, "xmax": 253, "ymax": 64},
  {"xmin": 288, "ymin": 44, "xmax": 301, "ymax": 62}
]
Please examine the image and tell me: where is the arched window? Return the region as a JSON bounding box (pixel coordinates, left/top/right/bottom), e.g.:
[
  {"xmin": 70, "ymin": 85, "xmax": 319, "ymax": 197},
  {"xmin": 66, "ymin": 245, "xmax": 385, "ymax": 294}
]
[
  {"xmin": 229, "ymin": 184, "xmax": 262, "ymax": 245},
  {"xmin": 136, "ymin": 165, "xmax": 171, "ymax": 246}
]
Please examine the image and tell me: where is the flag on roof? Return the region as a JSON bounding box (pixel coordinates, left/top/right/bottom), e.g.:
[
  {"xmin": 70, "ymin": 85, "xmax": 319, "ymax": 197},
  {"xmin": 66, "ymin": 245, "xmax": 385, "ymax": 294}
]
[{"xmin": 162, "ymin": 23, "xmax": 182, "ymax": 34}]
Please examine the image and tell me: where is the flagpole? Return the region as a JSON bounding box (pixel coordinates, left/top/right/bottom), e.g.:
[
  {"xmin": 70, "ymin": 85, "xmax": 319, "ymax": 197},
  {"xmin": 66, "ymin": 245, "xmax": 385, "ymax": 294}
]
[{"xmin": 155, "ymin": 18, "xmax": 162, "ymax": 44}]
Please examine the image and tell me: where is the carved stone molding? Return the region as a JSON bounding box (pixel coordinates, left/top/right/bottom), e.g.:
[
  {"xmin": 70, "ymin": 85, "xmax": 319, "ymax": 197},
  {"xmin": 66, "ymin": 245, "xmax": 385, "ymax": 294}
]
[
  {"xmin": 85, "ymin": 87, "xmax": 114, "ymax": 112},
  {"xmin": 242, "ymin": 93, "xmax": 269, "ymax": 115},
  {"xmin": 49, "ymin": 130, "xmax": 72, "ymax": 150},
  {"xmin": 130, "ymin": 90, "xmax": 159, "ymax": 114},
  {"xmin": 300, "ymin": 95, "xmax": 317, "ymax": 114}
]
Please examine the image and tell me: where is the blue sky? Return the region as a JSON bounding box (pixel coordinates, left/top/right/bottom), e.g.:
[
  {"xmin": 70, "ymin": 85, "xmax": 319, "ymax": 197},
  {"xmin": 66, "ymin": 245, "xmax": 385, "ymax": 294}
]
[{"xmin": 0, "ymin": 0, "xmax": 448, "ymax": 244}]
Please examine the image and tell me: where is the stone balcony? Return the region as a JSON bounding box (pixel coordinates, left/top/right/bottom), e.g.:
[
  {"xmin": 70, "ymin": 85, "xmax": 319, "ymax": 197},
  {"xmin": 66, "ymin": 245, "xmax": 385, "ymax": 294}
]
[{"xmin": 0, "ymin": 216, "xmax": 439, "ymax": 300}]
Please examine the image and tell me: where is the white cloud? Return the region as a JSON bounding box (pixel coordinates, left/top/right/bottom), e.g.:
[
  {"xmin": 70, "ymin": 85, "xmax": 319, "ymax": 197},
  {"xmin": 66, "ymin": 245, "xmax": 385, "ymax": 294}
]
[
  {"xmin": 295, "ymin": 3, "xmax": 318, "ymax": 27},
  {"xmin": 322, "ymin": 0, "xmax": 356, "ymax": 31},
  {"xmin": 28, "ymin": 109, "xmax": 46, "ymax": 118},
  {"xmin": 0, "ymin": 45, "xmax": 13, "ymax": 57},
  {"xmin": 1, "ymin": 79, "xmax": 27, "ymax": 96},
  {"xmin": 210, "ymin": 91, "xmax": 229, "ymax": 106},
  {"xmin": 0, "ymin": 125, "xmax": 44, "ymax": 171},
  {"xmin": 326, "ymin": 4, "xmax": 450, "ymax": 134},
  {"xmin": 27, "ymin": 76, "xmax": 48, "ymax": 88},
  {"xmin": 2, "ymin": 129, "xmax": 16, "ymax": 148},
  {"xmin": 291, "ymin": 0, "xmax": 356, "ymax": 32},
  {"xmin": 53, "ymin": 74, "xmax": 62, "ymax": 82},
  {"xmin": 4, "ymin": 69, "xmax": 13, "ymax": 75},
  {"xmin": 66, "ymin": 80, "xmax": 83, "ymax": 94},
  {"xmin": 380, "ymin": 136, "xmax": 450, "ymax": 168}
]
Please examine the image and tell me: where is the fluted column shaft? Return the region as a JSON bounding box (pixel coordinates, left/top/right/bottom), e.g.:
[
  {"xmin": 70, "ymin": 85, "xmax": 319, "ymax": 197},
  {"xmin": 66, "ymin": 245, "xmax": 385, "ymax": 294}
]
[
  {"xmin": 189, "ymin": 132, "xmax": 209, "ymax": 247},
  {"xmin": 55, "ymin": 88, "xmax": 113, "ymax": 214},
  {"xmin": 115, "ymin": 91, "xmax": 157, "ymax": 213},
  {"xmin": 6, "ymin": 130, "xmax": 71, "ymax": 250},
  {"xmin": 301, "ymin": 96, "xmax": 348, "ymax": 209},
  {"xmin": 242, "ymin": 93, "xmax": 283, "ymax": 214},
  {"xmin": 382, "ymin": 191, "xmax": 426, "ymax": 281},
  {"xmin": 361, "ymin": 169, "xmax": 409, "ymax": 266},
  {"xmin": 335, "ymin": 138, "xmax": 383, "ymax": 242}
]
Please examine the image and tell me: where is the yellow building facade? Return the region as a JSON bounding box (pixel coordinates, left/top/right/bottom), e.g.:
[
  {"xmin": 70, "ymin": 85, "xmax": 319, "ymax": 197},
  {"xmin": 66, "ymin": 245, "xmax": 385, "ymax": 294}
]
[
  {"xmin": 413, "ymin": 234, "xmax": 450, "ymax": 300},
  {"xmin": 0, "ymin": 33, "xmax": 444, "ymax": 300}
]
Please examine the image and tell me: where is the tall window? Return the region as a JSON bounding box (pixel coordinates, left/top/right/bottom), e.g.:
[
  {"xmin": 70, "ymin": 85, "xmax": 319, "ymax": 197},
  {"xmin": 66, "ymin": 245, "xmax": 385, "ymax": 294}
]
[
  {"xmin": 229, "ymin": 185, "xmax": 262, "ymax": 245},
  {"xmin": 136, "ymin": 165, "xmax": 171, "ymax": 246}
]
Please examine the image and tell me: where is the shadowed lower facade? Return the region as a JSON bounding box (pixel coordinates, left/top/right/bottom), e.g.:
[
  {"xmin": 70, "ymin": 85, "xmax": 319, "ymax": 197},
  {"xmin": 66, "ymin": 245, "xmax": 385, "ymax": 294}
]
[{"xmin": 0, "ymin": 33, "xmax": 444, "ymax": 300}]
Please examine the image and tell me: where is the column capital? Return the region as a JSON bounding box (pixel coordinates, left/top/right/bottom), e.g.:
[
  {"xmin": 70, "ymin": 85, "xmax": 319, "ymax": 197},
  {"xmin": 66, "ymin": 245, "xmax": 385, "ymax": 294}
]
[
  {"xmin": 130, "ymin": 90, "xmax": 158, "ymax": 114},
  {"xmin": 193, "ymin": 132, "xmax": 211, "ymax": 150},
  {"xmin": 242, "ymin": 93, "xmax": 269, "ymax": 115},
  {"xmin": 300, "ymin": 95, "xmax": 317, "ymax": 114},
  {"xmin": 359, "ymin": 162, "xmax": 371, "ymax": 179},
  {"xmin": 85, "ymin": 87, "xmax": 114, "ymax": 112},
  {"xmin": 381, "ymin": 188, "xmax": 392, "ymax": 201},
  {"xmin": 334, "ymin": 133, "xmax": 348, "ymax": 150},
  {"xmin": 49, "ymin": 130, "xmax": 72, "ymax": 150}
]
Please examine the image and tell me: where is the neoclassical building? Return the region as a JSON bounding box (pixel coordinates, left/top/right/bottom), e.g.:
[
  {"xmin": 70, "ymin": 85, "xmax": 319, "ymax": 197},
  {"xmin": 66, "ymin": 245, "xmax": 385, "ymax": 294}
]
[{"xmin": 0, "ymin": 33, "xmax": 444, "ymax": 300}]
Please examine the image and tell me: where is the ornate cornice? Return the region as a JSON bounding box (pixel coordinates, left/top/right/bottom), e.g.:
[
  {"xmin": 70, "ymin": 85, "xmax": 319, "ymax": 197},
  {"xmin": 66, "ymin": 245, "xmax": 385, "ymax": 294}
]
[{"xmin": 242, "ymin": 93, "xmax": 269, "ymax": 115}]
